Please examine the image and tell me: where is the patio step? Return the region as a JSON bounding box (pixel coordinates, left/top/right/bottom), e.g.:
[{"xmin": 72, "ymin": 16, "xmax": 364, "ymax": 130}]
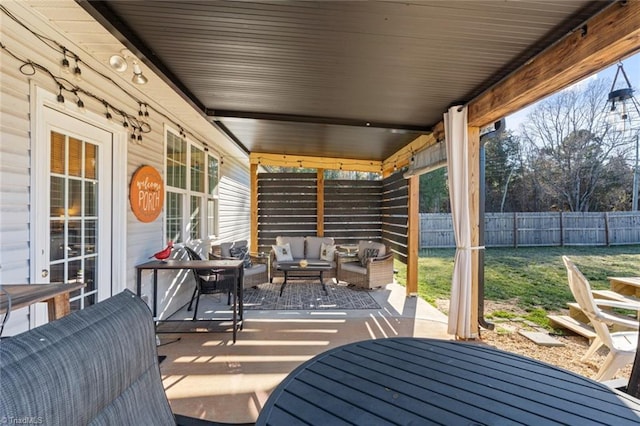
[{"xmin": 547, "ymin": 314, "xmax": 596, "ymax": 342}]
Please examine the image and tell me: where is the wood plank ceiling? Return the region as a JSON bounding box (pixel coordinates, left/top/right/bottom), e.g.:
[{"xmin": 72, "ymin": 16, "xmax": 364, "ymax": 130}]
[{"xmin": 80, "ymin": 1, "xmax": 613, "ymax": 163}]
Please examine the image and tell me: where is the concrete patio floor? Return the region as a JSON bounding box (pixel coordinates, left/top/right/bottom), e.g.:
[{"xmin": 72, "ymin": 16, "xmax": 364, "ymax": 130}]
[{"xmin": 158, "ymin": 282, "xmax": 452, "ymax": 424}]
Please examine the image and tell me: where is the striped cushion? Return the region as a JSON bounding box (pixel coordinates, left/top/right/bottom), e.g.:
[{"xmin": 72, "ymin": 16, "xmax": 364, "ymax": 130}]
[{"xmin": 0, "ymin": 290, "xmax": 175, "ymax": 425}]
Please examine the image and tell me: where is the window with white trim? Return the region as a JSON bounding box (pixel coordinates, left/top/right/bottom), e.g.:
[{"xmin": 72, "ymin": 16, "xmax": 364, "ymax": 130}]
[{"xmin": 165, "ymin": 129, "xmax": 219, "ymax": 243}]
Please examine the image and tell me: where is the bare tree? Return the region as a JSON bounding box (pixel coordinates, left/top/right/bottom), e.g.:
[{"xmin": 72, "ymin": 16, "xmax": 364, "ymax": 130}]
[{"xmin": 520, "ymin": 78, "xmax": 630, "ymax": 211}]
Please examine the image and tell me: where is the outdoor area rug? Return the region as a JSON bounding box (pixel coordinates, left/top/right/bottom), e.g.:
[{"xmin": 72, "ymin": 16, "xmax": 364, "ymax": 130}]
[{"xmin": 243, "ymin": 281, "xmax": 381, "ymax": 310}]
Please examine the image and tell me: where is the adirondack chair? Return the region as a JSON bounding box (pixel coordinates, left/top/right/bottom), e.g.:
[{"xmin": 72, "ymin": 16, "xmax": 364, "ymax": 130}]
[{"xmin": 563, "ymin": 256, "xmax": 639, "ymax": 381}]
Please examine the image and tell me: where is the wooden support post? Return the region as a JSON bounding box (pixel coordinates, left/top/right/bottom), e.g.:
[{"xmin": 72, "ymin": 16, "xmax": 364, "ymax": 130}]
[
  {"xmin": 250, "ymin": 163, "xmax": 259, "ymax": 254},
  {"xmin": 406, "ymin": 175, "xmax": 419, "ymax": 296},
  {"xmin": 47, "ymin": 293, "xmax": 70, "ymax": 321},
  {"xmin": 468, "ymin": 126, "xmax": 480, "ymax": 338},
  {"xmin": 317, "ymin": 169, "xmax": 324, "ymax": 236}
]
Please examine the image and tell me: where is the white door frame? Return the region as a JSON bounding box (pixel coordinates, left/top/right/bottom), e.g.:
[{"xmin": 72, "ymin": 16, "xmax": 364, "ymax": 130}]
[{"xmin": 30, "ymin": 85, "xmax": 127, "ymax": 326}]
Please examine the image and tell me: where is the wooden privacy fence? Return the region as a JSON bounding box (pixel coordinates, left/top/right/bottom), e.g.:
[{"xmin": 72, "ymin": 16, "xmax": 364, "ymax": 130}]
[
  {"xmin": 257, "ymin": 172, "xmax": 409, "ymax": 261},
  {"xmin": 421, "ymin": 212, "xmax": 640, "ymax": 248}
]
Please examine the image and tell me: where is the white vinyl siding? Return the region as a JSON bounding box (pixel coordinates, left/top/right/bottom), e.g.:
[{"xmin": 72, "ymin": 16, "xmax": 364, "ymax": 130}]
[{"xmin": 0, "ymin": 1, "xmax": 252, "ymax": 327}]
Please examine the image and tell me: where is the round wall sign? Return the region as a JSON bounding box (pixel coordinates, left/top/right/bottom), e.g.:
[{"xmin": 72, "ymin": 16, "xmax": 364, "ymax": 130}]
[{"xmin": 130, "ymin": 165, "xmax": 164, "ymax": 223}]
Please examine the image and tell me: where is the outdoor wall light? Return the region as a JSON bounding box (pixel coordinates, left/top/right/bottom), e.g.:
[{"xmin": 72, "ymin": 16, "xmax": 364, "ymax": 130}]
[
  {"xmin": 131, "ymin": 61, "xmax": 148, "ymax": 85},
  {"xmin": 109, "ymin": 49, "xmax": 148, "ymax": 85}
]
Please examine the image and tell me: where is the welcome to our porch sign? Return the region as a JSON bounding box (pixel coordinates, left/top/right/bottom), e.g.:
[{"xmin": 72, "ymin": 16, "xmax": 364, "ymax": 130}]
[{"xmin": 130, "ymin": 165, "xmax": 164, "ymax": 223}]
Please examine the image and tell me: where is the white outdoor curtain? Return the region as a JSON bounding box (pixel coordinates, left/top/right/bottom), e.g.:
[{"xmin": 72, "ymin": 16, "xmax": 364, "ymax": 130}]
[{"xmin": 444, "ymin": 105, "xmax": 474, "ymax": 338}]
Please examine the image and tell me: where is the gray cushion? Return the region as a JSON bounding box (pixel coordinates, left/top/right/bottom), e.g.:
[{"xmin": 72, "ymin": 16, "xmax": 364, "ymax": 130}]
[
  {"xmin": 276, "ymin": 236, "xmax": 305, "ymax": 259},
  {"xmin": 341, "ymin": 262, "xmax": 367, "ymax": 274},
  {"xmin": 220, "ymin": 242, "xmax": 233, "ymax": 258},
  {"xmin": 306, "ymin": 237, "xmax": 334, "ymax": 259},
  {"xmin": 0, "ymin": 290, "xmax": 175, "ymax": 425},
  {"xmin": 244, "ymin": 263, "xmax": 267, "ymax": 277}
]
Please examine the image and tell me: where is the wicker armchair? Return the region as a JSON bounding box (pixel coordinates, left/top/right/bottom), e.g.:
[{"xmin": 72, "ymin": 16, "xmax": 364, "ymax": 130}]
[
  {"xmin": 210, "ymin": 240, "xmax": 269, "ymax": 288},
  {"xmin": 338, "ymin": 241, "xmax": 394, "ymax": 289}
]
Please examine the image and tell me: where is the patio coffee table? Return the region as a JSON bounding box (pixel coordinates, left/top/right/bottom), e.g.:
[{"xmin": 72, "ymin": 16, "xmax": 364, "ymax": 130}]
[{"xmin": 276, "ymin": 262, "xmax": 331, "ymax": 296}]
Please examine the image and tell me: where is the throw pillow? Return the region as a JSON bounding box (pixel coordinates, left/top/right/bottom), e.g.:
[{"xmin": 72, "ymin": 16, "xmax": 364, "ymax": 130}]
[
  {"xmin": 320, "ymin": 242, "xmax": 336, "ymax": 261},
  {"xmin": 272, "ymin": 243, "xmax": 294, "ymax": 262},
  {"xmin": 229, "ymin": 245, "xmax": 252, "ymax": 268},
  {"xmin": 360, "ymin": 248, "xmax": 379, "ymax": 267}
]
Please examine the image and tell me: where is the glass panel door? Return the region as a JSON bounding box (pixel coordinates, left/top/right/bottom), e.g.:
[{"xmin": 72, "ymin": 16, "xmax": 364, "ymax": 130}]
[{"xmin": 49, "ymin": 131, "xmax": 100, "ymax": 311}]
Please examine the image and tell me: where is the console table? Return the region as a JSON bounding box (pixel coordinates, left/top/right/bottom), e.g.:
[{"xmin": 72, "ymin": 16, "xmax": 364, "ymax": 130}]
[{"xmin": 135, "ymin": 259, "xmax": 244, "ymax": 342}]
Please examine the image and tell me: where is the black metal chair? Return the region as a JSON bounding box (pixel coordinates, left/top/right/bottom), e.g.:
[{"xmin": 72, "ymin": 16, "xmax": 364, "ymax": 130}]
[{"xmin": 184, "ymin": 247, "xmax": 235, "ymax": 321}]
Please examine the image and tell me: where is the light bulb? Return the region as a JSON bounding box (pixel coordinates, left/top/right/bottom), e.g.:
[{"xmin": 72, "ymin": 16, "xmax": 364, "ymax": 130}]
[{"xmin": 131, "ymin": 61, "xmax": 148, "ymax": 85}]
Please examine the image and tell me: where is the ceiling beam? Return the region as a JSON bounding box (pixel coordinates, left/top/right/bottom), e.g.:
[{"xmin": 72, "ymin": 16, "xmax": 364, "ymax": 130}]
[
  {"xmin": 250, "ymin": 153, "xmax": 382, "ymax": 173},
  {"xmin": 382, "ymin": 134, "xmax": 437, "ymax": 175},
  {"xmin": 208, "ymin": 109, "xmax": 432, "ymax": 133},
  {"xmin": 467, "ymin": 0, "xmax": 640, "ymax": 129}
]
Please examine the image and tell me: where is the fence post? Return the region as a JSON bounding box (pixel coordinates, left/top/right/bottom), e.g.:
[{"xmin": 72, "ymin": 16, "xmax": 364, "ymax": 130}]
[
  {"xmin": 604, "ymin": 212, "xmax": 610, "ymax": 247},
  {"xmin": 559, "ymin": 211, "xmax": 563, "ymax": 247},
  {"xmin": 513, "ymin": 212, "xmax": 518, "ymax": 248}
]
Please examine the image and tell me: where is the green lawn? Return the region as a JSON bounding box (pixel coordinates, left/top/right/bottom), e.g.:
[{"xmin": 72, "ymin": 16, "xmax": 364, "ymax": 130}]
[{"xmin": 394, "ymin": 245, "xmax": 640, "ymax": 325}]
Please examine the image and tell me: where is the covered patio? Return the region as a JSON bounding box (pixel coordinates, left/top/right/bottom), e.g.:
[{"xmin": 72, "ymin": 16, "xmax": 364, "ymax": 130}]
[
  {"xmin": 77, "ymin": 0, "xmax": 640, "ymax": 340},
  {"xmin": 3, "ymin": 0, "xmax": 640, "ymax": 424}
]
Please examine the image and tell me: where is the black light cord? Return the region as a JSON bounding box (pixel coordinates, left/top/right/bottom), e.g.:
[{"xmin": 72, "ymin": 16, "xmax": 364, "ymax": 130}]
[{"xmin": 0, "ymin": 4, "xmax": 223, "ymax": 153}]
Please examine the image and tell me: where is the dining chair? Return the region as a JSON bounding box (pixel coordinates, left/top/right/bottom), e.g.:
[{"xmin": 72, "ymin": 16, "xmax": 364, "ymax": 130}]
[
  {"xmin": 184, "ymin": 247, "xmax": 235, "ymax": 320},
  {"xmin": 562, "ymin": 256, "xmax": 639, "ymax": 381}
]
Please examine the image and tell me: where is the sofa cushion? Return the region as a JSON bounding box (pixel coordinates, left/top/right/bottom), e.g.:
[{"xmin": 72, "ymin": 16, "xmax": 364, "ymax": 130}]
[
  {"xmin": 272, "ymin": 243, "xmax": 294, "ymax": 261},
  {"xmin": 244, "ymin": 263, "xmax": 267, "ymax": 277},
  {"xmin": 307, "ymin": 237, "xmax": 334, "ymax": 259},
  {"xmin": 320, "ymin": 242, "xmax": 337, "ymax": 261},
  {"xmin": 220, "ymin": 242, "xmax": 233, "ymax": 258},
  {"xmin": 341, "ymin": 262, "xmax": 367, "ymax": 275},
  {"xmin": 276, "ymin": 236, "xmax": 305, "ymax": 259}
]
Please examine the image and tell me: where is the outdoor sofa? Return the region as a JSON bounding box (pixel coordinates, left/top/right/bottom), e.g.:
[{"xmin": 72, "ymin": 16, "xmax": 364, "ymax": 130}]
[
  {"xmin": 269, "ymin": 236, "xmax": 337, "ymax": 282},
  {"xmin": 0, "ymin": 289, "xmax": 249, "ymax": 426}
]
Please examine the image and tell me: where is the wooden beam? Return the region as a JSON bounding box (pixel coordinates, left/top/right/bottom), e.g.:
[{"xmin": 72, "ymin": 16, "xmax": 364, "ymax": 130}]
[
  {"xmin": 468, "ymin": 1, "xmax": 640, "ymax": 128},
  {"xmin": 406, "ymin": 175, "xmax": 420, "ymax": 296},
  {"xmin": 250, "ymin": 163, "xmax": 258, "ymax": 254},
  {"xmin": 468, "ymin": 126, "xmax": 481, "ymax": 339},
  {"xmin": 317, "ymin": 169, "xmax": 324, "ymax": 236},
  {"xmin": 382, "ymin": 134, "xmax": 437, "ymax": 175},
  {"xmin": 250, "ymin": 152, "xmax": 382, "ymax": 173}
]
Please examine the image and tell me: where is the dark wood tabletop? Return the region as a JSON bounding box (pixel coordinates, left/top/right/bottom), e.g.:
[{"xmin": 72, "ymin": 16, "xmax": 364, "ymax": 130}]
[
  {"xmin": 1, "ymin": 283, "xmax": 85, "ymax": 321},
  {"xmin": 256, "ymin": 337, "xmax": 640, "ymax": 425},
  {"xmin": 135, "ymin": 259, "xmax": 244, "ymax": 270}
]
